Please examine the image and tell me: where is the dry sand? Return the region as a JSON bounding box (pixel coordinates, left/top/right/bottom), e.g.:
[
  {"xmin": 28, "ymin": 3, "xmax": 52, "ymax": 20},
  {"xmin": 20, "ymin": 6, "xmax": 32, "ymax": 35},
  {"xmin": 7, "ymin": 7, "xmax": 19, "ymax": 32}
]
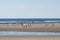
[
  {"xmin": 0, "ymin": 23, "xmax": 60, "ymax": 32},
  {"xmin": 0, "ymin": 36, "xmax": 60, "ymax": 40}
]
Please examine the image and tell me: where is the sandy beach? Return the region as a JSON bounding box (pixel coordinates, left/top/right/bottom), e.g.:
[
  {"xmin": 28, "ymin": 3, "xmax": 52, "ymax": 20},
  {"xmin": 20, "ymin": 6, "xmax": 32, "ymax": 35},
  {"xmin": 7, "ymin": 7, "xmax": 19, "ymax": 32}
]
[
  {"xmin": 0, "ymin": 36, "xmax": 60, "ymax": 40},
  {"xmin": 0, "ymin": 23, "xmax": 60, "ymax": 32}
]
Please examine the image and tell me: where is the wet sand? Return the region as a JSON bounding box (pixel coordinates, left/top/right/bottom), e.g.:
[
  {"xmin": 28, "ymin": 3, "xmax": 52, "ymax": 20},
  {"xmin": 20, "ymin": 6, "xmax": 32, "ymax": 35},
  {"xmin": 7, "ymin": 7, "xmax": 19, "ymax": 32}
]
[
  {"xmin": 0, "ymin": 36, "xmax": 60, "ymax": 40},
  {"xmin": 0, "ymin": 23, "xmax": 60, "ymax": 32}
]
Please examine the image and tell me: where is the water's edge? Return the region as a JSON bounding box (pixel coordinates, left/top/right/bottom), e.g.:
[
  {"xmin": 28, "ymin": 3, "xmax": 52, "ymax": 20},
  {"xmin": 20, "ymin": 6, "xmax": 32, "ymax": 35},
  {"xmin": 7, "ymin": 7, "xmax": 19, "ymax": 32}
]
[{"xmin": 0, "ymin": 31, "xmax": 60, "ymax": 36}]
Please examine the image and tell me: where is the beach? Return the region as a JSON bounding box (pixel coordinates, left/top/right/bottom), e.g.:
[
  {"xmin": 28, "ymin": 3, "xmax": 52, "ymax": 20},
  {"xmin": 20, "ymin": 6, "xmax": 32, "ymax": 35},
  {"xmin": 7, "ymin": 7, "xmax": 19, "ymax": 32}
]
[
  {"xmin": 0, "ymin": 36, "xmax": 60, "ymax": 40},
  {"xmin": 0, "ymin": 23, "xmax": 60, "ymax": 32}
]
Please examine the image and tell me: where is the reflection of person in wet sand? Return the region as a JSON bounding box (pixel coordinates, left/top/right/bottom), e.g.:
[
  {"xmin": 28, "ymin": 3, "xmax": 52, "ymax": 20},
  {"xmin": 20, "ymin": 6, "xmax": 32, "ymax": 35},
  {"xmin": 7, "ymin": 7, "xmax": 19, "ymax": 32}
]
[
  {"xmin": 45, "ymin": 24, "xmax": 49, "ymax": 26},
  {"xmin": 45, "ymin": 24, "xmax": 54, "ymax": 27},
  {"xmin": 51, "ymin": 24, "xmax": 54, "ymax": 26}
]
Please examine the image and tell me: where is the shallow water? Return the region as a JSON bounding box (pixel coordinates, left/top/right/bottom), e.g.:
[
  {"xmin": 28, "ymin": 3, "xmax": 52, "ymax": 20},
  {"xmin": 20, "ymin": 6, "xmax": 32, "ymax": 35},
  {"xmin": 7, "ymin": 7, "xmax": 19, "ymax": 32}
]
[{"xmin": 0, "ymin": 31, "xmax": 60, "ymax": 36}]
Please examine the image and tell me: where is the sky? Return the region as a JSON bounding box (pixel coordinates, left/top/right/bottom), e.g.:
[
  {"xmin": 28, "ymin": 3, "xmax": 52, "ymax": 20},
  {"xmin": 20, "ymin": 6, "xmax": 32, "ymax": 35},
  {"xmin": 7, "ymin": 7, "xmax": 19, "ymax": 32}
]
[{"xmin": 0, "ymin": 0, "xmax": 60, "ymax": 18}]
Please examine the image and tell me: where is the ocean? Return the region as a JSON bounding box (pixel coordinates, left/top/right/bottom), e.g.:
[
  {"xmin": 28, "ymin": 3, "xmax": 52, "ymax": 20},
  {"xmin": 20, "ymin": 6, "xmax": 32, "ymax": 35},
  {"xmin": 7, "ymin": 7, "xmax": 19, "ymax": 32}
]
[{"xmin": 0, "ymin": 18, "xmax": 60, "ymax": 24}]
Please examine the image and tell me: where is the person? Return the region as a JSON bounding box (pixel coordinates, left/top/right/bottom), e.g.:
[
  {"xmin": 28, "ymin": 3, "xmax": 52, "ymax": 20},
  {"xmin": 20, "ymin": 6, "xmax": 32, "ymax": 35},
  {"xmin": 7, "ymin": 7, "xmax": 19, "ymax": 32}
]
[{"xmin": 21, "ymin": 23, "xmax": 23, "ymax": 26}]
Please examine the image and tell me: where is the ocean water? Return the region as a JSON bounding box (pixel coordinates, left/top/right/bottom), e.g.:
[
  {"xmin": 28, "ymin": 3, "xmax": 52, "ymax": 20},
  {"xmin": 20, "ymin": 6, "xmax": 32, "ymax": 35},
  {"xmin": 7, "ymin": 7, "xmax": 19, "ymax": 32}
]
[
  {"xmin": 0, "ymin": 18, "xmax": 60, "ymax": 24},
  {"xmin": 0, "ymin": 31, "xmax": 60, "ymax": 36}
]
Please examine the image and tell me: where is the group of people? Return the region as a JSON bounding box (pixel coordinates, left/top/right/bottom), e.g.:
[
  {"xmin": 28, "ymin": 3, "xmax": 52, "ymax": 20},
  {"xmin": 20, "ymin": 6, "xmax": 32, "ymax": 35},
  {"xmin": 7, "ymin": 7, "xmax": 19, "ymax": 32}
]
[{"xmin": 21, "ymin": 23, "xmax": 32, "ymax": 28}]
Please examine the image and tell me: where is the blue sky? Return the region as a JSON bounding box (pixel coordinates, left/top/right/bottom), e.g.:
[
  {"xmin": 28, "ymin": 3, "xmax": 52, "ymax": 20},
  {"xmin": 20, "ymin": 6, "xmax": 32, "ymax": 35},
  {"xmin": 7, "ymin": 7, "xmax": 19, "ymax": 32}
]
[{"xmin": 0, "ymin": 0, "xmax": 60, "ymax": 18}]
